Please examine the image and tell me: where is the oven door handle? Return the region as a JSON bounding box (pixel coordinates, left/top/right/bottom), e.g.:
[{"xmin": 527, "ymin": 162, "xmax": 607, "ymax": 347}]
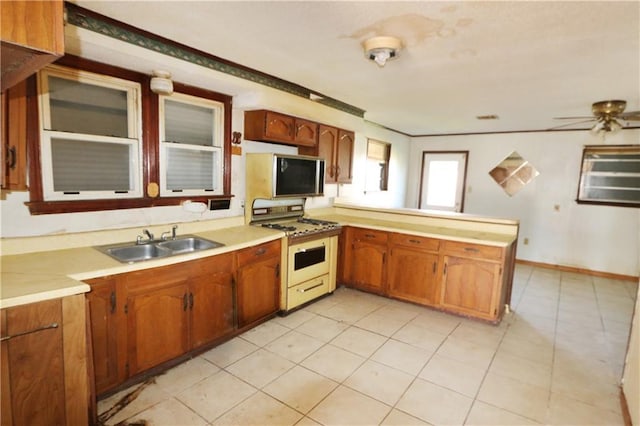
[{"xmin": 296, "ymin": 243, "xmax": 325, "ymax": 253}]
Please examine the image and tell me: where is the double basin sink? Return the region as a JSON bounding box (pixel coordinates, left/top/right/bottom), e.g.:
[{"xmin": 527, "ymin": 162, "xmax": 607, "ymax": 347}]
[{"xmin": 97, "ymin": 235, "xmax": 224, "ymax": 263}]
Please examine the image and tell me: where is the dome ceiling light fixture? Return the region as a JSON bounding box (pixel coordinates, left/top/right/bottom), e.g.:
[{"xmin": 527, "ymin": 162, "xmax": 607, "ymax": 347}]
[{"xmin": 363, "ymin": 36, "xmax": 402, "ymax": 67}]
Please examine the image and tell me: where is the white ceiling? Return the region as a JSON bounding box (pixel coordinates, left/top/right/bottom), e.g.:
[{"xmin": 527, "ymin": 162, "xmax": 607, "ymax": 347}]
[{"xmin": 73, "ymin": 1, "xmax": 640, "ymax": 136}]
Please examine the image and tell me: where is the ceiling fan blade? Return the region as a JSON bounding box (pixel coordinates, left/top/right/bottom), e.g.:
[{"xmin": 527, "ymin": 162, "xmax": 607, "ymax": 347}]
[
  {"xmin": 548, "ymin": 118, "xmax": 597, "ymax": 130},
  {"xmin": 619, "ymin": 111, "xmax": 640, "ymax": 121},
  {"xmin": 553, "ymin": 116, "xmax": 595, "ymax": 120}
]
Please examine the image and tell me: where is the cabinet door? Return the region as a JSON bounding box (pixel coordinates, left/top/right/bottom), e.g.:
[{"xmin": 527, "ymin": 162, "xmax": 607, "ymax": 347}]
[
  {"xmin": 441, "ymin": 256, "xmax": 500, "ymax": 319},
  {"xmin": 294, "ymin": 118, "xmax": 318, "ymax": 147},
  {"xmin": 236, "ymin": 242, "xmax": 281, "ymax": 328},
  {"xmin": 318, "ymin": 125, "xmax": 338, "ymax": 183},
  {"xmin": 126, "ymin": 277, "xmax": 190, "ymax": 375},
  {"xmin": 264, "ymin": 111, "xmax": 294, "ymax": 142},
  {"xmin": 2, "ymin": 80, "xmax": 28, "ymax": 190},
  {"xmin": 349, "ymin": 240, "xmax": 387, "ymax": 294},
  {"xmin": 1, "ymin": 299, "xmax": 66, "ymax": 425},
  {"xmin": 336, "ymin": 129, "xmax": 354, "ymax": 184},
  {"xmin": 86, "ymin": 277, "xmax": 122, "ymax": 395},
  {"xmin": 388, "ymin": 247, "xmax": 439, "ymax": 305},
  {"xmin": 1, "ymin": 0, "xmax": 64, "ymax": 91},
  {"xmin": 190, "ymin": 253, "xmax": 235, "ymax": 349}
]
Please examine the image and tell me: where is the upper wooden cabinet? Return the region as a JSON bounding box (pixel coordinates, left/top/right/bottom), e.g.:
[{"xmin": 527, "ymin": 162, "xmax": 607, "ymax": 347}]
[
  {"xmin": 1, "ymin": 80, "xmax": 28, "ymax": 191},
  {"xmin": 303, "ymin": 125, "xmax": 354, "ymax": 184},
  {"xmin": 1, "ymin": 0, "xmax": 65, "ymax": 91},
  {"xmin": 244, "ymin": 110, "xmax": 318, "ymax": 147}
]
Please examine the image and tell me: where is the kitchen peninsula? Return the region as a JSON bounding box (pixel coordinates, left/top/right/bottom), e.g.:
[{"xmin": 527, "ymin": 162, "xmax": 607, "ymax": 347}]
[{"xmin": 1, "ymin": 205, "xmax": 517, "ymax": 424}]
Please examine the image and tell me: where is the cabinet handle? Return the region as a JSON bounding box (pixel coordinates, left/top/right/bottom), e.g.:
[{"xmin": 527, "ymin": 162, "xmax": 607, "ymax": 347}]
[
  {"xmin": 7, "ymin": 146, "xmax": 16, "ymax": 170},
  {"xmin": 275, "ymin": 263, "xmax": 280, "ymax": 278},
  {"xmin": 433, "ymin": 262, "xmax": 436, "ymax": 273},
  {"xmin": 110, "ymin": 291, "xmax": 116, "ymax": 314},
  {"xmin": 335, "ymin": 165, "xmax": 341, "ymax": 178},
  {"xmin": 183, "ymin": 293, "xmax": 188, "ymax": 311},
  {"xmin": 0, "ymin": 323, "xmax": 59, "ymax": 342},
  {"xmin": 189, "ymin": 293, "xmax": 194, "ymax": 310},
  {"xmin": 298, "ymin": 282, "xmax": 324, "ymax": 293},
  {"xmin": 409, "ymin": 239, "xmax": 421, "ymax": 244},
  {"xmin": 444, "ymin": 263, "xmax": 447, "ymax": 275},
  {"xmin": 255, "ymin": 247, "xmax": 266, "ymax": 256},
  {"xmin": 464, "ymin": 247, "xmax": 480, "ymax": 253},
  {"xmin": 364, "ymin": 233, "xmax": 375, "ymax": 239}
]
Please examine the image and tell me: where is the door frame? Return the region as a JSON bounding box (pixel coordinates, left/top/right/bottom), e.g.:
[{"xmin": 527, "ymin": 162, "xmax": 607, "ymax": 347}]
[{"xmin": 418, "ymin": 150, "xmax": 469, "ymax": 212}]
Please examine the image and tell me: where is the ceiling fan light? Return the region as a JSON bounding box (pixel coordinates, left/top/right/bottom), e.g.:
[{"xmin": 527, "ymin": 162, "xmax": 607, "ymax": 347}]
[{"xmin": 608, "ymin": 118, "xmax": 623, "ymax": 134}]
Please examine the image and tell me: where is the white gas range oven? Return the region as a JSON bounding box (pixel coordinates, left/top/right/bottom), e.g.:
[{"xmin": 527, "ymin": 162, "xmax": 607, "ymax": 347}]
[{"xmin": 250, "ymin": 199, "xmax": 341, "ymax": 313}]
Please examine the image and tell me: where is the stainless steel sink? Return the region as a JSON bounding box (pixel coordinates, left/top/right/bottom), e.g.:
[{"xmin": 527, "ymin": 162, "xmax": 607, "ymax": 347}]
[
  {"xmin": 97, "ymin": 235, "xmax": 224, "ymax": 263},
  {"xmin": 157, "ymin": 236, "xmax": 223, "ymax": 254}
]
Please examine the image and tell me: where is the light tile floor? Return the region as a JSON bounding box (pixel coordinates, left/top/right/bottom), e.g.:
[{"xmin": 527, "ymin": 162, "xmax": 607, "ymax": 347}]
[{"xmin": 98, "ymin": 265, "xmax": 638, "ymax": 425}]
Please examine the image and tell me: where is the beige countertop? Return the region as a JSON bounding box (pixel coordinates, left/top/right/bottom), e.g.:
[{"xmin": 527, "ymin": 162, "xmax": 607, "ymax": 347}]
[
  {"xmin": 1, "ymin": 225, "xmax": 283, "ymax": 309},
  {"xmin": 311, "ymin": 214, "xmax": 517, "ymax": 246},
  {"xmin": 1, "ymin": 206, "xmax": 518, "ymax": 309}
]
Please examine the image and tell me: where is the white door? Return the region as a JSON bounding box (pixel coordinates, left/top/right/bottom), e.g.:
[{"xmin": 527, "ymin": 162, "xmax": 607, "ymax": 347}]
[{"xmin": 419, "ymin": 152, "xmax": 468, "ymax": 212}]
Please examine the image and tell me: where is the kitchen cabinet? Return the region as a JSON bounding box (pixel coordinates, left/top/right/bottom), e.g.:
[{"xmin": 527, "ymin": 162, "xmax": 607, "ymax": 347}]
[
  {"xmin": 387, "ymin": 233, "xmax": 440, "ymax": 306},
  {"xmin": 189, "ymin": 253, "xmax": 235, "ymax": 349},
  {"xmin": 125, "ymin": 265, "xmax": 191, "ymax": 375},
  {"xmin": 302, "ymin": 125, "xmax": 354, "ymax": 184},
  {"xmin": 1, "ymin": 80, "xmax": 28, "ymax": 190},
  {"xmin": 244, "ymin": 110, "xmax": 318, "ymax": 147},
  {"xmin": 343, "ymin": 227, "xmax": 387, "ymax": 295},
  {"xmin": 1, "ymin": 295, "xmax": 89, "ymax": 425},
  {"xmin": 1, "ymin": 0, "xmax": 65, "ymax": 91},
  {"xmin": 86, "ymin": 276, "xmax": 124, "ymax": 395},
  {"xmin": 236, "ymin": 239, "xmax": 281, "ymax": 328},
  {"xmin": 335, "ymin": 129, "xmax": 354, "ymax": 183},
  {"xmin": 440, "ymin": 241, "xmax": 505, "ymax": 321}
]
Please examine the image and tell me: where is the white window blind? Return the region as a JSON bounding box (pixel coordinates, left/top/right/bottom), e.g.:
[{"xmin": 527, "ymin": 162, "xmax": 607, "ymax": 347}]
[
  {"xmin": 39, "ymin": 65, "xmax": 142, "ymax": 201},
  {"xmin": 160, "ymin": 93, "xmax": 224, "ymax": 196}
]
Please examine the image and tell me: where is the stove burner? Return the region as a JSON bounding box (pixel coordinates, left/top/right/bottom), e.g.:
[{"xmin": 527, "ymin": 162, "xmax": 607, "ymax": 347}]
[
  {"xmin": 261, "ymin": 223, "xmax": 297, "ymax": 232},
  {"xmin": 297, "ymin": 217, "xmax": 339, "ymax": 226}
]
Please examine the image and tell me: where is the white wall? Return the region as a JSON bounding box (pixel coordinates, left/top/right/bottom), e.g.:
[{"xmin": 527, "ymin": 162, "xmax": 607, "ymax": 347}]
[
  {"xmin": 0, "ymin": 27, "xmax": 410, "ymax": 239},
  {"xmin": 407, "ymin": 130, "xmax": 640, "ymax": 276}
]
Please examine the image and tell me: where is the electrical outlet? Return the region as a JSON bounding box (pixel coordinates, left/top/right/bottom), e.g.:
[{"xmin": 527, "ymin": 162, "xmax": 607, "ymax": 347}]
[{"xmin": 524, "ymin": 238, "xmax": 529, "ymax": 245}]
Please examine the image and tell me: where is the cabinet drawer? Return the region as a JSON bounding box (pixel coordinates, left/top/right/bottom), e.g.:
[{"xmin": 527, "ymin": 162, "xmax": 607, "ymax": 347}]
[
  {"xmin": 390, "ymin": 233, "xmax": 439, "ymax": 251},
  {"xmin": 287, "ymin": 275, "xmax": 330, "ymax": 309},
  {"xmin": 190, "ymin": 252, "xmax": 234, "ymax": 277},
  {"xmin": 351, "ymin": 228, "xmax": 388, "ymax": 244},
  {"xmin": 443, "ymin": 241, "xmax": 503, "ymax": 260},
  {"xmin": 237, "ymin": 240, "xmax": 281, "ymax": 267}
]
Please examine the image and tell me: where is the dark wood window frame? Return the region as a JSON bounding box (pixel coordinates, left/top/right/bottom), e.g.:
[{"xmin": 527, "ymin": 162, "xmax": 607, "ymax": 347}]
[{"xmin": 26, "ymin": 55, "xmax": 232, "ymax": 215}]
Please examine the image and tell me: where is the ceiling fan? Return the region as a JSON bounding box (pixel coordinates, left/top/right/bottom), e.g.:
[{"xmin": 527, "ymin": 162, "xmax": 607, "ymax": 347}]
[{"xmin": 552, "ymin": 100, "xmax": 640, "ymax": 134}]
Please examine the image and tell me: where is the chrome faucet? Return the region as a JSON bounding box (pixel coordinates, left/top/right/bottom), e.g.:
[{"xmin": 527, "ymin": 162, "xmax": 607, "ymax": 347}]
[
  {"xmin": 161, "ymin": 225, "xmax": 178, "ymax": 241},
  {"xmin": 136, "ymin": 229, "xmax": 155, "ymax": 245}
]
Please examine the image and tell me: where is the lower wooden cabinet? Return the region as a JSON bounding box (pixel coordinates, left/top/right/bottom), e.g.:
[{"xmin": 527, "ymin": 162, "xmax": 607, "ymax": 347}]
[
  {"xmin": 339, "ymin": 226, "xmax": 514, "ymax": 323},
  {"xmin": 125, "ymin": 267, "xmax": 191, "ymax": 376},
  {"xmin": 85, "ymin": 276, "xmax": 123, "ymax": 395},
  {"xmin": 85, "ymin": 242, "xmax": 278, "ymax": 396},
  {"xmin": 342, "ymin": 227, "xmax": 387, "ymax": 294},
  {"xmin": 1, "ymin": 295, "xmax": 89, "ymax": 425},
  {"xmin": 236, "ymin": 240, "xmax": 281, "ymax": 328},
  {"xmin": 441, "ymin": 255, "xmax": 501, "ymax": 320},
  {"xmin": 190, "ymin": 253, "xmax": 235, "ymax": 349},
  {"xmin": 387, "ymin": 233, "xmax": 441, "ymax": 306}
]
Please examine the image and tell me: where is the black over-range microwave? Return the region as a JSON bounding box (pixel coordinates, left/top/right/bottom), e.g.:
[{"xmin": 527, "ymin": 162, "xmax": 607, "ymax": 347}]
[
  {"xmin": 273, "ymin": 154, "xmax": 324, "ymax": 197},
  {"xmin": 245, "ymin": 153, "xmax": 325, "ymax": 199}
]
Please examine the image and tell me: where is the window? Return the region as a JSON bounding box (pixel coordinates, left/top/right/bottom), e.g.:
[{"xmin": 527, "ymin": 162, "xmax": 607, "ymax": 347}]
[
  {"xmin": 27, "ymin": 56, "xmax": 233, "ymax": 214},
  {"xmin": 365, "ymin": 139, "xmax": 390, "ymax": 192},
  {"xmin": 419, "ymin": 151, "xmax": 468, "ymax": 212},
  {"xmin": 38, "ymin": 65, "xmax": 142, "ymax": 200},
  {"xmin": 159, "ymin": 93, "xmax": 224, "ymax": 196},
  {"xmin": 577, "ymin": 145, "xmax": 640, "ymax": 207}
]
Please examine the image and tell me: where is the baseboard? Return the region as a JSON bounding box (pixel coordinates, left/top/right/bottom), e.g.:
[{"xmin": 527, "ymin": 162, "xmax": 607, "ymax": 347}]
[
  {"xmin": 621, "ymin": 386, "xmax": 632, "ymax": 426},
  {"xmin": 516, "ymin": 259, "xmax": 638, "ymax": 282}
]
